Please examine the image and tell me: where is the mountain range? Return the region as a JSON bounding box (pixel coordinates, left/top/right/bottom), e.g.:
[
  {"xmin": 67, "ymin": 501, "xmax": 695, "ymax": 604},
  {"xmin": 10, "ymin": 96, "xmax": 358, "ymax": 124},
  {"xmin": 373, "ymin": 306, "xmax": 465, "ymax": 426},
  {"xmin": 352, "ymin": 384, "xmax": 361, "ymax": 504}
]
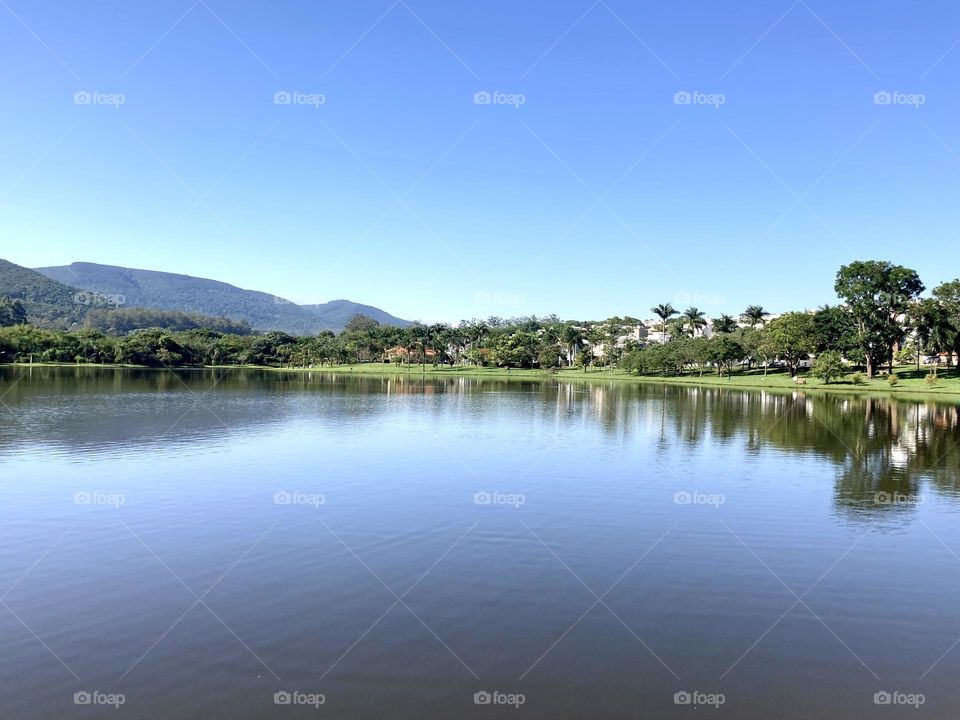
[{"xmin": 0, "ymin": 259, "xmax": 411, "ymax": 333}]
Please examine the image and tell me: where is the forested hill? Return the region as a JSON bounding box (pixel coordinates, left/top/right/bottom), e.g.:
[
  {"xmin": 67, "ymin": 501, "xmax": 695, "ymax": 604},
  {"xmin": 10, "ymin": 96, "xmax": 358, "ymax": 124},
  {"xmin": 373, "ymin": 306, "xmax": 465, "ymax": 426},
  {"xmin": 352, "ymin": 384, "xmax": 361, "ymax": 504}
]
[
  {"xmin": 0, "ymin": 259, "xmax": 84, "ymax": 328},
  {"xmin": 35, "ymin": 262, "xmax": 411, "ymax": 333}
]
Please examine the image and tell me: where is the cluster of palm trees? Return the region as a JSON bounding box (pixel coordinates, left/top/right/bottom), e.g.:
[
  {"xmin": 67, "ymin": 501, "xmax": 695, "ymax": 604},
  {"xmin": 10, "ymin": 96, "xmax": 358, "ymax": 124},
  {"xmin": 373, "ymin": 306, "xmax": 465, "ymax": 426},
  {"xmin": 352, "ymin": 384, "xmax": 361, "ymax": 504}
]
[{"xmin": 649, "ymin": 303, "xmax": 769, "ymax": 340}]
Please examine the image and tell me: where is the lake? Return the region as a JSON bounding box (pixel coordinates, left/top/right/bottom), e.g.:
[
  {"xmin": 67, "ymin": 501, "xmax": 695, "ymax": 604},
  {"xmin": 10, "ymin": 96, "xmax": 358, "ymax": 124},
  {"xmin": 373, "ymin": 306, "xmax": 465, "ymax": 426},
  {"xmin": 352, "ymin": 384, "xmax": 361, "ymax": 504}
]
[{"xmin": 1, "ymin": 366, "xmax": 959, "ymax": 718}]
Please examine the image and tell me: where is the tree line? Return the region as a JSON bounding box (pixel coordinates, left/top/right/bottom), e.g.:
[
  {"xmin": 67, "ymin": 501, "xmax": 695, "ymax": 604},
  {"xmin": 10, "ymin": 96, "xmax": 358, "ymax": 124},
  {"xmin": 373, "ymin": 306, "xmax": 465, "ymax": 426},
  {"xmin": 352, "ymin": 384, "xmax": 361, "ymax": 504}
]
[{"xmin": 1, "ymin": 261, "xmax": 958, "ymax": 378}]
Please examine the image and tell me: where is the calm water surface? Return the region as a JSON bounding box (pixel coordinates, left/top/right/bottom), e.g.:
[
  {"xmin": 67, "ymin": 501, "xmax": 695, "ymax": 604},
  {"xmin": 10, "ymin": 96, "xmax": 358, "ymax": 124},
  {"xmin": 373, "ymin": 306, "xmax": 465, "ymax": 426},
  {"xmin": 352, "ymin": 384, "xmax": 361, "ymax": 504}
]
[{"xmin": 2, "ymin": 366, "xmax": 960, "ymax": 718}]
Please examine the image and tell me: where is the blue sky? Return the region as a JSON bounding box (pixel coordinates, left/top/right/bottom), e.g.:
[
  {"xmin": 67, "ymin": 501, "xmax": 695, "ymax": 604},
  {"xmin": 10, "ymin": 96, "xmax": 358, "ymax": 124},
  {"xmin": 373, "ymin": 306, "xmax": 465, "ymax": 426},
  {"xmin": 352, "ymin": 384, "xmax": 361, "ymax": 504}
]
[{"xmin": 2, "ymin": 0, "xmax": 960, "ymax": 323}]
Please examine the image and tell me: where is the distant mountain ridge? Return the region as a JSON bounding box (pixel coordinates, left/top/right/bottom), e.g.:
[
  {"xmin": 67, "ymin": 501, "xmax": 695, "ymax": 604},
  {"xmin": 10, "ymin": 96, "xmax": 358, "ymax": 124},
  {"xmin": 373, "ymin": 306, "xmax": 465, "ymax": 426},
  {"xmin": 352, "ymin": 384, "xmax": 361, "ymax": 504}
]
[{"xmin": 33, "ymin": 262, "xmax": 410, "ymax": 333}]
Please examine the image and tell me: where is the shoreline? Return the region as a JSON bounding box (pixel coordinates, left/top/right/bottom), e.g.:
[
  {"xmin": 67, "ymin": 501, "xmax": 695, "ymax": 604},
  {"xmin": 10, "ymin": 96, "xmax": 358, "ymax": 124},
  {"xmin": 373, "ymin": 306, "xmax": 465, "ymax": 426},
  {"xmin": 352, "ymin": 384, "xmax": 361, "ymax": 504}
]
[{"xmin": 5, "ymin": 361, "xmax": 960, "ymax": 400}]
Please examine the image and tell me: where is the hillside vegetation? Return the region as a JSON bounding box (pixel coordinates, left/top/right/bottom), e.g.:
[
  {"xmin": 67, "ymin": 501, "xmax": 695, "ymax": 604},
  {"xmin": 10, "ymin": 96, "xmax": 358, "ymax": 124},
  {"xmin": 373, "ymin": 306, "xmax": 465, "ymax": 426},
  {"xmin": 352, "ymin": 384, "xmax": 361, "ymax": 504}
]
[{"xmin": 36, "ymin": 262, "xmax": 410, "ymax": 333}]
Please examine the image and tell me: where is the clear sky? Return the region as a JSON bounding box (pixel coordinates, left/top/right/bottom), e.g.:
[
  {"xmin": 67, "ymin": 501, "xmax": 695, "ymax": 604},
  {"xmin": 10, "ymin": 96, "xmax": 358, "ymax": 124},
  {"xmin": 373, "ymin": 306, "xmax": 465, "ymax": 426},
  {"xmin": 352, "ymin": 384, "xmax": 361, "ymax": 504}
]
[{"xmin": 1, "ymin": 0, "xmax": 959, "ymax": 323}]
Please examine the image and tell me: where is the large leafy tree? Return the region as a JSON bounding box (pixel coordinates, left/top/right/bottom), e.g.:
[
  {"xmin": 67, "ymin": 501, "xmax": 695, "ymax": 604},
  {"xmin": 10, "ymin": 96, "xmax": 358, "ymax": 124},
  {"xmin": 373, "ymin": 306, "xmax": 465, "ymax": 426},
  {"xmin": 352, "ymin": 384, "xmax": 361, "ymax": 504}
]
[
  {"xmin": 343, "ymin": 313, "xmax": 380, "ymax": 333},
  {"xmin": 812, "ymin": 305, "xmax": 859, "ymax": 358},
  {"xmin": 707, "ymin": 335, "xmax": 745, "ymax": 376},
  {"xmin": 763, "ymin": 312, "xmax": 817, "ymax": 376},
  {"xmin": 908, "ymin": 299, "xmax": 956, "ymax": 368},
  {"xmin": 834, "ymin": 261, "xmax": 924, "ymax": 378},
  {"xmin": 933, "ymin": 280, "xmax": 960, "ymax": 367}
]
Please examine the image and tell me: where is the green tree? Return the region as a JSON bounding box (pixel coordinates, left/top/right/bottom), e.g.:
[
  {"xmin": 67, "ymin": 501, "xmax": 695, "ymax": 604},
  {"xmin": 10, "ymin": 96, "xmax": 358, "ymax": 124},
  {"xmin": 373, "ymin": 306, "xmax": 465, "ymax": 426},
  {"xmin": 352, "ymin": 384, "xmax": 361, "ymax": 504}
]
[
  {"xmin": 575, "ymin": 344, "xmax": 593, "ymax": 372},
  {"xmin": 681, "ymin": 307, "xmax": 707, "ymax": 337},
  {"xmin": 343, "ymin": 313, "xmax": 380, "ymax": 332},
  {"xmin": 834, "ymin": 261, "xmax": 924, "ymax": 378},
  {"xmin": 741, "ymin": 305, "xmax": 768, "ymax": 328},
  {"xmin": 650, "ymin": 303, "xmax": 678, "ymax": 338},
  {"xmin": 559, "ymin": 323, "xmax": 584, "ymax": 366},
  {"xmin": 812, "ymin": 305, "xmax": 859, "ymax": 358},
  {"xmin": 932, "ymin": 280, "xmax": 960, "ymax": 368},
  {"xmin": 712, "ymin": 314, "xmax": 737, "ymax": 334},
  {"xmin": 707, "ymin": 335, "xmax": 744, "ymax": 377},
  {"xmin": 812, "ymin": 350, "xmax": 844, "ymax": 384},
  {"xmin": 0, "ymin": 297, "xmax": 27, "ymax": 327},
  {"xmin": 908, "ymin": 299, "xmax": 955, "ymax": 369},
  {"xmin": 764, "ymin": 312, "xmax": 817, "ymax": 376}
]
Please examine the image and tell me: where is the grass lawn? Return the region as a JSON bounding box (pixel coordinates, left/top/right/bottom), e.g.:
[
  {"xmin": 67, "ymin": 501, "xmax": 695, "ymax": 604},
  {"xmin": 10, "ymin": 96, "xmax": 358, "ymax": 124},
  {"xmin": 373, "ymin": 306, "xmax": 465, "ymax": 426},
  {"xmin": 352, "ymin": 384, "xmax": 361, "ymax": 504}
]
[
  {"xmin": 272, "ymin": 362, "xmax": 960, "ymax": 397},
  {"xmin": 11, "ymin": 361, "xmax": 960, "ymax": 399}
]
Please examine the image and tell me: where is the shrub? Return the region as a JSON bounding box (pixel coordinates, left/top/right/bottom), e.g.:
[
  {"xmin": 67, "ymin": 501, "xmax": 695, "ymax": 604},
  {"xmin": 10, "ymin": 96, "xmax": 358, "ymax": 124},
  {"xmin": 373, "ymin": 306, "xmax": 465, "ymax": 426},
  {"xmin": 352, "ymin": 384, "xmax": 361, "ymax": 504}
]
[
  {"xmin": 850, "ymin": 371, "xmax": 865, "ymax": 385},
  {"xmin": 812, "ymin": 350, "xmax": 844, "ymax": 384},
  {"xmin": 887, "ymin": 373, "xmax": 899, "ymax": 387}
]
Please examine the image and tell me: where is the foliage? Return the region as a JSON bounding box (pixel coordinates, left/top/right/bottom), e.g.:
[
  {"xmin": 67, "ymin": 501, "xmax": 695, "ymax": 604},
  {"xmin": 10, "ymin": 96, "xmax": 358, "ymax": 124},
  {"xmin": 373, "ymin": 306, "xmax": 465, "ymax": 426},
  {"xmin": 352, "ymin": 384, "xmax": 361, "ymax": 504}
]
[
  {"xmin": 0, "ymin": 297, "xmax": 28, "ymax": 326},
  {"xmin": 83, "ymin": 307, "xmax": 252, "ymax": 335},
  {"xmin": 812, "ymin": 350, "xmax": 844, "ymax": 384},
  {"xmin": 834, "ymin": 261, "xmax": 924, "ymax": 378},
  {"xmin": 741, "ymin": 305, "xmax": 768, "ymax": 328},
  {"xmin": 763, "ymin": 312, "xmax": 817, "ymax": 376}
]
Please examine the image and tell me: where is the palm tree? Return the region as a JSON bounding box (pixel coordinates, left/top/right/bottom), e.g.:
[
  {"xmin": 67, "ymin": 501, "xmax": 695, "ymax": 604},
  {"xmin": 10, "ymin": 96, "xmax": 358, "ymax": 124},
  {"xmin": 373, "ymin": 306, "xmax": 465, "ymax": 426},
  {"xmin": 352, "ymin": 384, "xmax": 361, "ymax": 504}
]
[
  {"xmin": 650, "ymin": 303, "xmax": 678, "ymax": 339},
  {"xmin": 668, "ymin": 318, "xmax": 687, "ymax": 338},
  {"xmin": 713, "ymin": 314, "xmax": 737, "ymax": 334},
  {"xmin": 682, "ymin": 307, "xmax": 707, "ymax": 337},
  {"xmin": 741, "ymin": 305, "xmax": 768, "ymax": 328},
  {"xmin": 559, "ymin": 323, "xmax": 584, "ymax": 367}
]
